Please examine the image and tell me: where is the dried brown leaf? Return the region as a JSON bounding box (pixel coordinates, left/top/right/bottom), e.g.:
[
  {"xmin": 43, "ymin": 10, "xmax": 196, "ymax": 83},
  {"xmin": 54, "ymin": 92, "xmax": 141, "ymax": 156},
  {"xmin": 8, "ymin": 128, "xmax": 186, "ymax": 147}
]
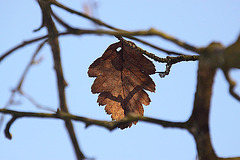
[{"xmin": 88, "ymin": 39, "xmax": 156, "ymax": 129}]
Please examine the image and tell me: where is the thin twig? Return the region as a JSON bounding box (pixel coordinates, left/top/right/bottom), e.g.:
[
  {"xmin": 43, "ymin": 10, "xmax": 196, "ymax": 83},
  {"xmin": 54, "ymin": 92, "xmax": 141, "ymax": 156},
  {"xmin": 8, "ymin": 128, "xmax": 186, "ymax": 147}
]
[
  {"xmin": 18, "ymin": 40, "xmax": 48, "ymax": 90},
  {"xmin": 0, "ymin": 36, "xmax": 48, "ymax": 63},
  {"xmin": 51, "ymin": 10, "xmax": 77, "ymax": 31},
  {"xmin": 148, "ymin": 28, "xmax": 200, "ymax": 53},
  {"xmin": 52, "ymin": 1, "xmax": 118, "ymax": 31},
  {"xmin": 156, "ymin": 64, "xmax": 172, "ymax": 78},
  {"xmin": 19, "ymin": 90, "xmax": 56, "ymax": 112},
  {"xmin": 129, "ymin": 36, "xmax": 184, "ymax": 56},
  {"xmin": 154, "ymin": 55, "xmax": 199, "ymax": 78},
  {"xmin": 222, "ymin": 69, "xmax": 240, "ymax": 101},
  {"xmin": 119, "ymin": 36, "xmax": 198, "ymax": 78},
  {"xmin": 0, "ymin": 40, "xmax": 48, "ymax": 129},
  {"xmin": 119, "ymin": 36, "xmax": 199, "ymax": 63}
]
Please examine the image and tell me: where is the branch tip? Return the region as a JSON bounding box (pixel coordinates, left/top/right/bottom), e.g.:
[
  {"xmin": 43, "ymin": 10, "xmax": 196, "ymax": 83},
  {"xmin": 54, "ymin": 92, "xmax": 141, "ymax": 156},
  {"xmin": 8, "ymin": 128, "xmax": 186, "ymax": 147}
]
[{"xmin": 4, "ymin": 116, "xmax": 18, "ymax": 140}]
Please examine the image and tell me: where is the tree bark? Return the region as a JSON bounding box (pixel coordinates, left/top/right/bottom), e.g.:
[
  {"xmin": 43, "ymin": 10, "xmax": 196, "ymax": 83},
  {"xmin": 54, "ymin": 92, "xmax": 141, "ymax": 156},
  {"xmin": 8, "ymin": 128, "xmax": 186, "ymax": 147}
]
[{"xmin": 187, "ymin": 43, "xmax": 224, "ymax": 160}]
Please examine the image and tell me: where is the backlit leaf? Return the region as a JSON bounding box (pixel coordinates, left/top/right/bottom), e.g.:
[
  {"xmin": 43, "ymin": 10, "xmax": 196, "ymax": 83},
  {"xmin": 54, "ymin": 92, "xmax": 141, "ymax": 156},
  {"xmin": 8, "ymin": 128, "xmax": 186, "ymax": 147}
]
[{"xmin": 88, "ymin": 39, "xmax": 156, "ymax": 129}]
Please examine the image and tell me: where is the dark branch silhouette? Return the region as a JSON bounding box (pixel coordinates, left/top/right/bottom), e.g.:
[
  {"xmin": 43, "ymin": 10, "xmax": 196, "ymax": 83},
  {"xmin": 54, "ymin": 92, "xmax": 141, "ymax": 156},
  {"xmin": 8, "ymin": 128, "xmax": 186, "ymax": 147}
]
[{"xmin": 1, "ymin": 1, "xmax": 240, "ymax": 160}]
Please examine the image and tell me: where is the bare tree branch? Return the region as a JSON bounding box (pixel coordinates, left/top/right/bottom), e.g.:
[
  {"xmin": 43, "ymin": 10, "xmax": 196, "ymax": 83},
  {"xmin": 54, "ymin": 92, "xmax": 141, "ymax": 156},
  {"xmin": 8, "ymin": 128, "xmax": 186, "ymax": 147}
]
[
  {"xmin": 0, "ymin": 28, "xmax": 193, "ymax": 66},
  {"xmin": 53, "ymin": 1, "xmax": 195, "ymax": 52},
  {"xmin": 52, "ymin": 1, "xmax": 193, "ymax": 55},
  {"xmin": 187, "ymin": 42, "xmax": 225, "ymax": 160},
  {"xmin": 0, "ymin": 108, "xmax": 187, "ymax": 131},
  {"xmin": 37, "ymin": 0, "xmax": 85, "ymax": 159},
  {"xmin": 1, "ymin": 27, "xmax": 198, "ymax": 67}
]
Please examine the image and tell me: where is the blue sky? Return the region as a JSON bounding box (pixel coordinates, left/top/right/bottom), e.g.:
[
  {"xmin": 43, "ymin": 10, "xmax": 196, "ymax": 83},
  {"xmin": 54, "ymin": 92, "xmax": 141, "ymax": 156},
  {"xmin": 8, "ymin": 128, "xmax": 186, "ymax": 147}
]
[{"xmin": 1, "ymin": 0, "xmax": 240, "ymax": 160}]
